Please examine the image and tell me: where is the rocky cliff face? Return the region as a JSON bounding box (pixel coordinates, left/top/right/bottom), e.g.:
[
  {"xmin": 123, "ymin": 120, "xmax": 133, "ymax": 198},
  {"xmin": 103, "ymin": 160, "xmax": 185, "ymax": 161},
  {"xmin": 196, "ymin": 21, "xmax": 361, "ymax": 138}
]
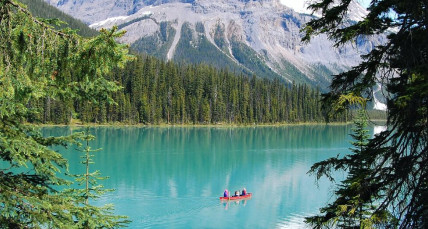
[
  {"xmin": 44, "ymin": 0, "xmax": 195, "ymax": 23},
  {"xmin": 44, "ymin": 0, "xmax": 385, "ymax": 88}
]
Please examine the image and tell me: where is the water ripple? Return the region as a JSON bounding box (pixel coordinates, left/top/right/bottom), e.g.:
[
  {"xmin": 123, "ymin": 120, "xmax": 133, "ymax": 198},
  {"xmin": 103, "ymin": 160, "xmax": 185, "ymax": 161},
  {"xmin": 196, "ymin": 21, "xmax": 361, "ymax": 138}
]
[{"xmin": 276, "ymin": 213, "xmax": 311, "ymax": 229}]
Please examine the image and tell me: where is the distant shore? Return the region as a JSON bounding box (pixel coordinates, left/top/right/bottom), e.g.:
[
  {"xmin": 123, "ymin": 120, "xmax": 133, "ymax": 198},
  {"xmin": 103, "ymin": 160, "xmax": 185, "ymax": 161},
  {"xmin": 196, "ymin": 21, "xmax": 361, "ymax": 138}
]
[{"xmin": 30, "ymin": 119, "xmax": 386, "ymax": 128}]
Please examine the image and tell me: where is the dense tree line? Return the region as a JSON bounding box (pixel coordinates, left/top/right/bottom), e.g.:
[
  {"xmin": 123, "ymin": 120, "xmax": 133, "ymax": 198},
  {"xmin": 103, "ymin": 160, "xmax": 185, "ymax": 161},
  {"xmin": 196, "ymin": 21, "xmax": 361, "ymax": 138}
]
[
  {"xmin": 28, "ymin": 54, "xmax": 349, "ymax": 125},
  {"xmin": 14, "ymin": 0, "xmax": 347, "ymax": 126},
  {"xmin": 15, "ymin": 0, "xmax": 355, "ymax": 127}
]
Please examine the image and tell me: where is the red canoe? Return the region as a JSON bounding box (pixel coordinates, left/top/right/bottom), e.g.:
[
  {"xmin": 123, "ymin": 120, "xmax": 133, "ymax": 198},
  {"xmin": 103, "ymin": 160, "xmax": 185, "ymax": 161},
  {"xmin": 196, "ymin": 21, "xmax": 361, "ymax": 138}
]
[{"xmin": 219, "ymin": 193, "xmax": 252, "ymax": 200}]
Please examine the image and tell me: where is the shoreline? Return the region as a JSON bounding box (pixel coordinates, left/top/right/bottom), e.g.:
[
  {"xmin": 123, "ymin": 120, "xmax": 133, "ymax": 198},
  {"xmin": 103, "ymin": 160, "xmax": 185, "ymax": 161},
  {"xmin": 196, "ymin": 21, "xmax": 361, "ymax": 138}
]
[{"xmin": 29, "ymin": 120, "xmax": 387, "ymax": 128}]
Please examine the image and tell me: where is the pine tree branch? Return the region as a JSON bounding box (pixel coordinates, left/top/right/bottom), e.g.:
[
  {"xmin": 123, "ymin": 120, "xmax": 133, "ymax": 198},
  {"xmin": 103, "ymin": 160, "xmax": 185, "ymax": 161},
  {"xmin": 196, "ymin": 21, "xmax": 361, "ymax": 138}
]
[{"xmin": 6, "ymin": 0, "xmax": 71, "ymax": 38}]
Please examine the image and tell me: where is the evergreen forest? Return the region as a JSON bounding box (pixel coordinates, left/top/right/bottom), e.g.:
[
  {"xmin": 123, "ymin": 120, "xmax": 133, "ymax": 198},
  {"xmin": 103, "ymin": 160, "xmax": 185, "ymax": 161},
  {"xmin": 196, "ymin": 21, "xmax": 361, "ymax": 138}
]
[
  {"xmin": 27, "ymin": 54, "xmax": 343, "ymax": 125},
  {"xmin": 16, "ymin": 0, "xmax": 349, "ymax": 126}
]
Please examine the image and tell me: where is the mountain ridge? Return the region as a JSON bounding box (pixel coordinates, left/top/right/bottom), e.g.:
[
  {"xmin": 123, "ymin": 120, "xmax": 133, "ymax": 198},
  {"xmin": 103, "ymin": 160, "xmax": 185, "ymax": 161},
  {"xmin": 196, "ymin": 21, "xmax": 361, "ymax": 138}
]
[
  {"xmin": 43, "ymin": 0, "xmax": 388, "ymax": 112},
  {"xmin": 81, "ymin": 0, "xmax": 383, "ymax": 86}
]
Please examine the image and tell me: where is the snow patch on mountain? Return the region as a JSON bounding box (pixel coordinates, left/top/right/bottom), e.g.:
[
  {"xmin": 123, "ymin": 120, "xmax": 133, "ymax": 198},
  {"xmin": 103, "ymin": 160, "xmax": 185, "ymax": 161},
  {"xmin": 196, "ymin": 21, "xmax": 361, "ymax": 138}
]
[
  {"xmin": 89, "ymin": 16, "xmax": 129, "ymax": 29},
  {"xmin": 87, "ymin": 0, "xmax": 381, "ymax": 84},
  {"xmin": 47, "ymin": 0, "xmax": 383, "ymax": 88}
]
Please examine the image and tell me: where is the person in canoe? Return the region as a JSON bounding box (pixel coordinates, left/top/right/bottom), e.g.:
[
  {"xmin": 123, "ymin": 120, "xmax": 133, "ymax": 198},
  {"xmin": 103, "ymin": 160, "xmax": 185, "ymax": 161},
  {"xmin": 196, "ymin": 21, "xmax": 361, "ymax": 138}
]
[
  {"xmin": 223, "ymin": 189, "xmax": 229, "ymax": 197},
  {"xmin": 242, "ymin": 188, "xmax": 247, "ymax": 196},
  {"xmin": 234, "ymin": 190, "xmax": 240, "ymax": 197}
]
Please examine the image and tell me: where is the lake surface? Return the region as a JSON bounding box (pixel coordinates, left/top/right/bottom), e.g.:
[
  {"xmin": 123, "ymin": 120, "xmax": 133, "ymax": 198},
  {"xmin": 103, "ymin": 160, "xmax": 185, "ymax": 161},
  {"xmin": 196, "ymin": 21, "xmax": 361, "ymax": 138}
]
[{"xmin": 43, "ymin": 125, "xmax": 377, "ymax": 228}]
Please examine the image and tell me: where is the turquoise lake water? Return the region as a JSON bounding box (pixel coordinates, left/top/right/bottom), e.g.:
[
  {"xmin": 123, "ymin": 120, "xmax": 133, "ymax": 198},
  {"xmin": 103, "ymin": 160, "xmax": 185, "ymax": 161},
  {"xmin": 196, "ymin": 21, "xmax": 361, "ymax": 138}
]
[{"xmin": 42, "ymin": 125, "xmax": 375, "ymax": 228}]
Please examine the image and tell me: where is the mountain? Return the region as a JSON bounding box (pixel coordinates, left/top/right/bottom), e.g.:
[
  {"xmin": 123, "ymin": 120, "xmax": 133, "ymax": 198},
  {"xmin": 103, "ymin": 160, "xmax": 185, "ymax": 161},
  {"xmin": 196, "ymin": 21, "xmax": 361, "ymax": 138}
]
[
  {"xmin": 44, "ymin": 0, "xmax": 196, "ymax": 24},
  {"xmin": 43, "ymin": 0, "xmax": 386, "ymax": 94}
]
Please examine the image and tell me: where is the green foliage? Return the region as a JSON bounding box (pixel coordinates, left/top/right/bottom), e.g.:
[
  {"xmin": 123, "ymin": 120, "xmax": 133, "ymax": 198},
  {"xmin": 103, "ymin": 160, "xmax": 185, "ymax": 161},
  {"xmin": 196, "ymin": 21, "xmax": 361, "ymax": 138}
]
[
  {"xmin": 213, "ymin": 23, "xmax": 228, "ymax": 54},
  {"xmin": 32, "ymin": 53, "xmax": 343, "ymax": 125},
  {"xmin": 18, "ymin": 0, "xmax": 98, "ymax": 37},
  {"xmin": 195, "ymin": 21, "xmax": 205, "ymax": 33},
  {"xmin": 304, "ymin": 0, "xmax": 428, "ymax": 228},
  {"xmin": 0, "ymin": 0, "xmax": 131, "ymax": 227},
  {"xmin": 230, "ymin": 40, "xmax": 281, "ymax": 80},
  {"xmin": 306, "ymin": 110, "xmax": 394, "ymax": 228},
  {"xmin": 333, "ymin": 93, "xmax": 368, "ymax": 114},
  {"xmin": 62, "ymin": 129, "xmax": 129, "ymax": 228}
]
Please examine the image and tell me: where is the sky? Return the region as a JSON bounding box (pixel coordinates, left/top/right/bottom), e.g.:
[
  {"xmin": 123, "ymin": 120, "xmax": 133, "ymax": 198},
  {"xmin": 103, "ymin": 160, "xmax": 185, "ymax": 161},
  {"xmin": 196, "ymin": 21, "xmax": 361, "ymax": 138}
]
[{"xmin": 279, "ymin": 0, "xmax": 371, "ymax": 14}]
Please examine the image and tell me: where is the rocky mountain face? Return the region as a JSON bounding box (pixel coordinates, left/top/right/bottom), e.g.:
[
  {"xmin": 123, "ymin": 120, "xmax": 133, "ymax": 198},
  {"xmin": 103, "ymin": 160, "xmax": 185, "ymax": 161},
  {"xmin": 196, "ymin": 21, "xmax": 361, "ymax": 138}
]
[
  {"xmin": 44, "ymin": 0, "xmax": 385, "ymax": 89},
  {"xmin": 44, "ymin": 0, "xmax": 195, "ymax": 23}
]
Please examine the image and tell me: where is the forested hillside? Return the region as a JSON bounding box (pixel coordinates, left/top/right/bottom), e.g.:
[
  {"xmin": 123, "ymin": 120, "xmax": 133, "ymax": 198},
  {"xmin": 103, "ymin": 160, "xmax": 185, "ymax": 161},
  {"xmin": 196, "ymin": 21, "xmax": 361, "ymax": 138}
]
[
  {"xmin": 28, "ymin": 55, "xmax": 347, "ymax": 125},
  {"xmin": 19, "ymin": 0, "xmax": 98, "ymax": 37},
  {"xmin": 19, "ymin": 0, "xmax": 349, "ymax": 125}
]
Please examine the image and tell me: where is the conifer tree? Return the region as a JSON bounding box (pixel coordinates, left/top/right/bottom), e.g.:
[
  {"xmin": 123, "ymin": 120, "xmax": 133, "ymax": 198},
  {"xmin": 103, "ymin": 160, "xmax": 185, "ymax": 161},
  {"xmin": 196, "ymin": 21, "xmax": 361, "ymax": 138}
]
[
  {"xmin": 303, "ymin": 0, "xmax": 428, "ymax": 227},
  {"xmin": 306, "ymin": 110, "xmax": 390, "ymax": 228},
  {"xmin": 0, "ymin": 0, "xmax": 132, "ymax": 227},
  {"xmin": 62, "ymin": 129, "xmax": 129, "ymax": 228}
]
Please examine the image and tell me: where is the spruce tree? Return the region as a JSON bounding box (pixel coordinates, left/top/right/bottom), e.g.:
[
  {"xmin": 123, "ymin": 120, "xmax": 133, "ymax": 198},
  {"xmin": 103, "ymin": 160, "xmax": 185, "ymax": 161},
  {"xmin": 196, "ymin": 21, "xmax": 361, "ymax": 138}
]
[
  {"xmin": 306, "ymin": 110, "xmax": 389, "ymax": 228},
  {"xmin": 303, "ymin": 0, "xmax": 428, "ymax": 227},
  {"xmin": 62, "ymin": 129, "xmax": 129, "ymax": 228},
  {"xmin": 0, "ymin": 0, "xmax": 132, "ymax": 227}
]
